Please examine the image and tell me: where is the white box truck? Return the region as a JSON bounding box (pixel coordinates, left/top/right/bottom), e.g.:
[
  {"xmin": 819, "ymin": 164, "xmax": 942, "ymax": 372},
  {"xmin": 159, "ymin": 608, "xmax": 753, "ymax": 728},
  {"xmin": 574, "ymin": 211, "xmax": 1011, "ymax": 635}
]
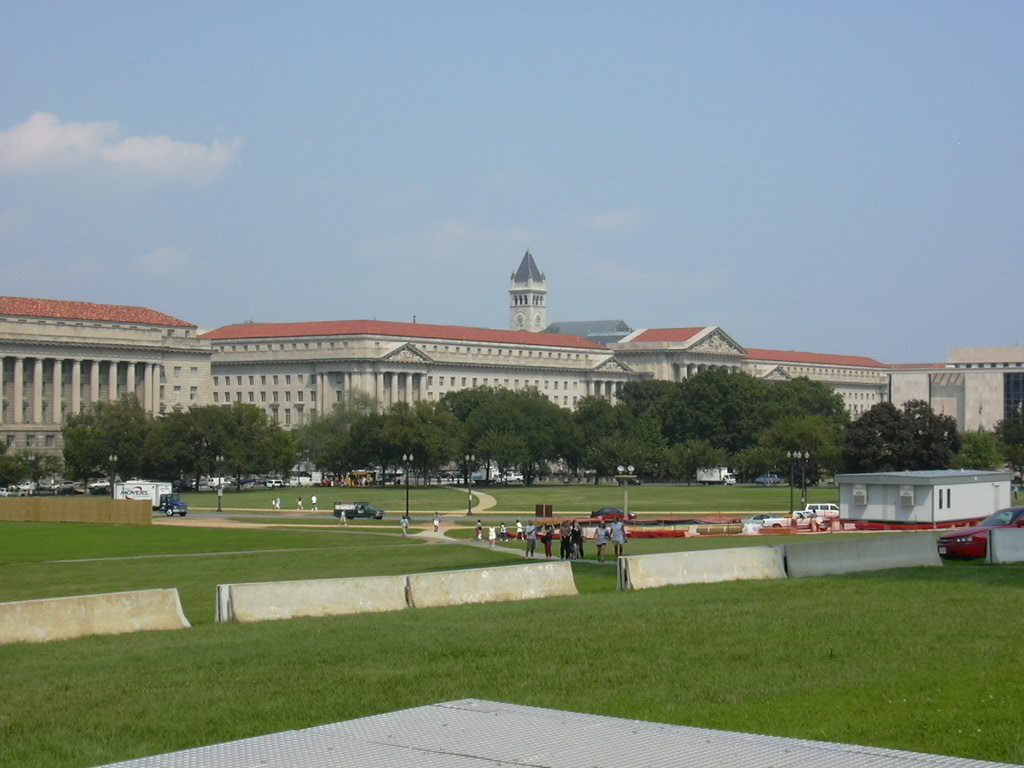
[
  {"xmin": 113, "ymin": 481, "xmax": 188, "ymax": 516},
  {"xmin": 696, "ymin": 467, "xmax": 736, "ymax": 485}
]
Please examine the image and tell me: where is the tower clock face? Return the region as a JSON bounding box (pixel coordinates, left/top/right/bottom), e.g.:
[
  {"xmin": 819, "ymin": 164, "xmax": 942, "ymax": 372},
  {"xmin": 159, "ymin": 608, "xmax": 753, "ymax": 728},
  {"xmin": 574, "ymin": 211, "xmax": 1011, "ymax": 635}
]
[
  {"xmin": 534, "ymin": 313, "xmax": 542, "ymax": 328},
  {"xmin": 515, "ymin": 311, "xmax": 526, "ymax": 328}
]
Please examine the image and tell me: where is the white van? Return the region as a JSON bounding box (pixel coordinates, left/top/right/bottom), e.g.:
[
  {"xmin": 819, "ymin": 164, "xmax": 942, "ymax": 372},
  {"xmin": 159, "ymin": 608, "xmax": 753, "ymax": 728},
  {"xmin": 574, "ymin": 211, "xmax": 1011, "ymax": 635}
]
[{"xmin": 802, "ymin": 503, "xmax": 840, "ymax": 519}]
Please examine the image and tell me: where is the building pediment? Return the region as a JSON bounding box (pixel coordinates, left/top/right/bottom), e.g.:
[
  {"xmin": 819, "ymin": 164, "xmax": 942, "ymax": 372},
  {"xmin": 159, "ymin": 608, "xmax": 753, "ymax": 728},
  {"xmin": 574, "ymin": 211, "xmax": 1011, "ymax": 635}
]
[
  {"xmin": 382, "ymin": 344, "xmax": 433, "ymax": 364},
  {"xmin": 761, "ymin": 365, "xmax": 792, "ymax": 381},
  {"xmin": 688, "ymin": 328, "xmax": 746, "ymax": 357},
  {"xmin": 593, "ymin": 357, "xmax": 634, "ymax": 374}
]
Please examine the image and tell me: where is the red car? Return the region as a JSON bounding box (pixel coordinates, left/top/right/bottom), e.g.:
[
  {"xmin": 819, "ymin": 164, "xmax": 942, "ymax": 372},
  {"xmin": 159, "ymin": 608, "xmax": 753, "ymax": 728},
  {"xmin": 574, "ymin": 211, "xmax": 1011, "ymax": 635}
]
[{"xmin": 937, "ymin": 506, "xmax": 1024, "ymax": 559}]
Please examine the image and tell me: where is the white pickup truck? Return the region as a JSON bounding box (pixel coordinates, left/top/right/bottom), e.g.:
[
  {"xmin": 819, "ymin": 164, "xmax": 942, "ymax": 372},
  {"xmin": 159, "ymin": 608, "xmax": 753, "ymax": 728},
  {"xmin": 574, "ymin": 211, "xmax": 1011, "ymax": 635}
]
[{"xmin": 747, "ymin": 513, "xmax": 790, "ymax": 529}]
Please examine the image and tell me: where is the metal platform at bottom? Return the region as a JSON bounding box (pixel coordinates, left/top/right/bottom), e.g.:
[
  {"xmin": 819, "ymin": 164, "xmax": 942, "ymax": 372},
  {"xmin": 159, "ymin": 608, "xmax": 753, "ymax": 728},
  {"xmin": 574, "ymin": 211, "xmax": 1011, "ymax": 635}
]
[{"xmin": 98, "ymin": 698, "xmax": 1017, "ymax": 768}]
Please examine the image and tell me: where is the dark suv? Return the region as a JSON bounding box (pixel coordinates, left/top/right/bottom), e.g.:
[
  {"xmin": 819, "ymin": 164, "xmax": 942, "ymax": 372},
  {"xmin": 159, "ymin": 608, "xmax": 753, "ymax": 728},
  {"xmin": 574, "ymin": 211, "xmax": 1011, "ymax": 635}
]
[{"xmin": 333, "ymin": 501, "xmax": 386, "ymax": 520}]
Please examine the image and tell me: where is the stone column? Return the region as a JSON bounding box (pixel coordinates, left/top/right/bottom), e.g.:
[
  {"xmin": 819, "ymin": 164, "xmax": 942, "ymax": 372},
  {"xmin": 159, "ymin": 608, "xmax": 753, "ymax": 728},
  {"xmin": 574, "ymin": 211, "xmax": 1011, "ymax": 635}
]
[
  {"xmin": 90, "ymin": 360, "xmax": 100, "ymax": 404},
  {"xmin": 125, "ymin": 362, "xmax": 136, "ymax": 402},
  {"xmin": 33, "ymin": 358, "xmax": 44, "ymax": 423},
  {"xmin": 52, "ymin": 359, "xmax": 63, "ymax": 424},
  {"xmin": 12, "ymin": 357, "xmax": 24, "ymax": 423},
  {"xmin": 152, "ymin": 364, "xmax": 162, "ymax": 413},
  {"xmin": 108, "ymin": 361, "xmax": 118, "ymax": 401},
  {"xmin": 403, "ymin": 372, "xmax": 411, "ymax": 403},
  {"xmin": 143, "ymin": 363, "xmax": 153, "ymax": 413},
  {"xmin": 71, "ymin": 359, "xmax": 82, "ymax": 414}
]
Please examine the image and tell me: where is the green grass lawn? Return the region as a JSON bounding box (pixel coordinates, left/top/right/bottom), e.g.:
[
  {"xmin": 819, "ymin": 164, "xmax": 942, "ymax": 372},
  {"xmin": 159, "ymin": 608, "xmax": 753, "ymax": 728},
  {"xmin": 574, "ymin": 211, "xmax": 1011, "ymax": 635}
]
[
  {"xmin": 1, "ymin": 521, "xmax": 1021, "ymax": 767},
  {"xmin": 182, "ymin": 483, "xmax": 839, "ymax": 516}
]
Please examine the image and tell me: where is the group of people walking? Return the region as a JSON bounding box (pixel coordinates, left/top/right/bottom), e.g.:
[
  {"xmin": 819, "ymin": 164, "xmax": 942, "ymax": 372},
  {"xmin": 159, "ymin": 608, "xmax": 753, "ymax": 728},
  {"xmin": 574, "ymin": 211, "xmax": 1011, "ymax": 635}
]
[
  {"xmin": 507, "ymin": 517, "xmax": 627, "ymax": 561},
  {"xmin": 392, "ymin": 513, "xmax": 628, "ymax": 560}
]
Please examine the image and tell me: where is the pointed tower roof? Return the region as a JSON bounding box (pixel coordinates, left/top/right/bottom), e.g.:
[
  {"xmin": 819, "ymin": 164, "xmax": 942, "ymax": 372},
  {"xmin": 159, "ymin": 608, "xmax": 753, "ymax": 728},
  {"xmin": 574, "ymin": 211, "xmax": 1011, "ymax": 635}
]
[{"xmin": 511, "ymin": 250, "xmax": 545, "ymax": 283}]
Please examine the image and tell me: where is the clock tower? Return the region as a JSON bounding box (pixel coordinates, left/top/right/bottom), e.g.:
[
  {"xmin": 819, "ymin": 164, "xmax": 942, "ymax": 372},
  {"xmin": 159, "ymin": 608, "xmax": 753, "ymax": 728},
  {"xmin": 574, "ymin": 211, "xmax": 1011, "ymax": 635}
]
[{"xmin": 509, "ymin": 250, "xmax": 547, "ymax": 332}]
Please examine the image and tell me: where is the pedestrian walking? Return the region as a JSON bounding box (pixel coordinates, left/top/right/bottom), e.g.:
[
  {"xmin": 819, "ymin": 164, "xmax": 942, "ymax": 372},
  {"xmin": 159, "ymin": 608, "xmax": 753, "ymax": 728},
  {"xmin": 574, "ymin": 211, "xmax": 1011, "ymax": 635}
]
[
  {"xmin": 488, "ymin": 526, "xmax": 497, "ymax": 547},
  {"xmin": 310, "ymin": 494, "xmax": 318, "ymax": 511},
  {"xmin": 559, "ymin": 520, "xmax": 572, "ymax": 559},
  {"xmin": 542, "ymin": 524, "xmax": 554, "ymax": 558},
  {"xmin": 401, "ymin": 513, "xmax": 410, "ymax": 537},
  {"xmin": 296, "ymin": 497, "xmax": 304, "ymax": 510},
  {"xmin": 594, "ymin": 520, "xmax": 610, "ymax": 562},
  {"xmin": 611, "ymin": 518, "xmax": 627, "ymax": 558},
  {"xmin": 433, "ymin": 513, "xmax": 440, "ymax": 532},
  {"xmin": 515, "ymin": 519, "xmax": 524, "ymax": 540},
  {"xmin": 500, "ymin": 522, "xmax": 508, "ymax": 541},
  {"xmin": 570, "ymin": 520, "xmax": 584, "ymax": 560},
  {"xmin": 475, "ymin": 519, "xmax": 483, "ymax": 541},
  {"xmin": 525, "ymin": 522, "xmax": 538, "ymax": 558}
]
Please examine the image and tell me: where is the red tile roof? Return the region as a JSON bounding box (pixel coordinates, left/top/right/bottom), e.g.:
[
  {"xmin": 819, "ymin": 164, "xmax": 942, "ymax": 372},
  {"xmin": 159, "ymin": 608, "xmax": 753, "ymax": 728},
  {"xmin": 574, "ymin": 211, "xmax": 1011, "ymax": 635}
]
[
  {"xmin": 0, "ymin": 296, "xmax": 194, "ymax": 327},
  {"xmin": 201, "ymin": 320, "xmax": 607, "ymax": 349},
  {"xmin": 628, "ymin": 327, "xmax": 707, "ymax": 343},
  {"xmin": 745, "ymin": 348, "xmax": 888, "ymax": 368}
]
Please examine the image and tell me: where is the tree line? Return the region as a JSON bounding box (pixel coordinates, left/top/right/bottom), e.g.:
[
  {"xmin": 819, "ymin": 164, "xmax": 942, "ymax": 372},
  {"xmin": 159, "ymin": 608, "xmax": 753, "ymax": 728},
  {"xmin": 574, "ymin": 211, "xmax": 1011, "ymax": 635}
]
[{"xmin": 0, "ymin": 369, "xmax": 1020, "ymax": 488}]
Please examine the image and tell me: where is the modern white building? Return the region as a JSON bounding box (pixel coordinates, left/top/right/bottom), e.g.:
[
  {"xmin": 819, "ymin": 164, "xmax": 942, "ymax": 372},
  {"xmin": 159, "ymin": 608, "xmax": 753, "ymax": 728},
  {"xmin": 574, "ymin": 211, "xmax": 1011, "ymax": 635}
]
[
  {"xmin": 835, "ymin": 470, "xmax": 1014, "ymax": 526},
  {"xmin": 0, "ymin": 297, "xmax": 213, "ymax": 452},
  {"xmin": 889, "ymin": 347, "xmax": 1024, "ymax": 431}
]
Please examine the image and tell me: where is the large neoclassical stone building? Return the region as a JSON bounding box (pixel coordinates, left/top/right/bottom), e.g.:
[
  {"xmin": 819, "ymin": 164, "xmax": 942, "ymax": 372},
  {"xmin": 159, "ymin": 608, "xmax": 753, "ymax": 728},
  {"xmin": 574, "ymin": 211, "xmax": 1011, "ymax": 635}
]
[
  {"xmin": 202, "ymin": 319, "xmax": 640, "ymax": 428},
  {"xmin": 3, "ymin": 252, "xmax": 1022, "ymax": 453},
  {"xmin": 0, "ymin": 297, "xmax": 212, "ymax": 452}
]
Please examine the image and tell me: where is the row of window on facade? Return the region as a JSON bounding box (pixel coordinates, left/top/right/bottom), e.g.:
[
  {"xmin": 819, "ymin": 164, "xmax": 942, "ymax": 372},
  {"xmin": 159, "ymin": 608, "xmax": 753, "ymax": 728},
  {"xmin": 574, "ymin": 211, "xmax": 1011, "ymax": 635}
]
[
  {"xmin": 222, "ymin": 341, "xmax": 587, "ymax": 361},
  {"xmin": 214, "ymin": 390, "xmax": 315, "ymax": 404},
  {"xmin": 212, "ymin": 375, "xmax": 585, "ymax": 404},
  {"xmin": 4, "ymin": 433, "xmax": 57, "ymax": 449}
]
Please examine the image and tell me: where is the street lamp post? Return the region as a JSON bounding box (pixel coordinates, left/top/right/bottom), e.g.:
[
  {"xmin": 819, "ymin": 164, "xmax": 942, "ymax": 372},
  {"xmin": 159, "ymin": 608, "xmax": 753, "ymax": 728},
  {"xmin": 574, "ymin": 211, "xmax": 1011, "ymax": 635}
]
[
  {"xmin": 26, "ymin": 454, "xmax": 36, "ymax": 495},
  {"xmin": 799, "ymin": 451, "xmax": 810, "ymax": 507},
  {"xmin": 787, "ymin": 450, "xmax": 810, "ymax": 510},
  {"xmin": 403, "ymin": 453, "xmax": 414, "ymax": 520},
  {"xmin": 108, "ymin": 453, "xmax": 118, "ymax": 496},
  {"xmin": 465, "ymin": 454, "xmax": 475, "ymax": 516},
  {"xmin": 786, "ymin": 451, "xmax": 797, "ymax": 514},
  {"xmin": 616, "ymin": 464, "xmax": 636, "ymax": 517},
  {"xmin": 215, "ymin": 455, "xmax": 225, "ymax": 513}
]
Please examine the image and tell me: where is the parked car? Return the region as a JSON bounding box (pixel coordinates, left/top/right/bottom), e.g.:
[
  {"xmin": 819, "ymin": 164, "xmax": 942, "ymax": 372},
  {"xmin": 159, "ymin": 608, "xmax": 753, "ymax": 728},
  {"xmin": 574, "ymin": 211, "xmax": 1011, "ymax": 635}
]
[
  {"xmin": 333, "ymin": 501, "xmax": 386, "ymax": 520},
  {"xmin": 753, "ymin": 475, "xmax": 782, "ymax": 486},
  {"xmin": 589, "ymin": 507, "xmax": 636, "ymax": 520},
  {"xmin": 55, "ymin": 480, "xmax": 83, "ymax": 495},
  {"xmin": 937, "ymin": 506, "xmax": 1024, "ymax": 559},
  {"xmin": 265, "ymin": 478, "xmax": 284, "ymax": 488},
  {"xmin": 747, "ymin": 513, "xmax": 790, "ymax": 528}
]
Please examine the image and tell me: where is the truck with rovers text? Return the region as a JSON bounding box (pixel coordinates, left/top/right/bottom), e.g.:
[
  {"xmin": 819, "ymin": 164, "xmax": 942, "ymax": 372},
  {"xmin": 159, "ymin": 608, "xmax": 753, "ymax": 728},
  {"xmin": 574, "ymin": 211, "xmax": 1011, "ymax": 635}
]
[{"xmin": 113, "ymin": 481, "xmax": 188, "ymax": 516}]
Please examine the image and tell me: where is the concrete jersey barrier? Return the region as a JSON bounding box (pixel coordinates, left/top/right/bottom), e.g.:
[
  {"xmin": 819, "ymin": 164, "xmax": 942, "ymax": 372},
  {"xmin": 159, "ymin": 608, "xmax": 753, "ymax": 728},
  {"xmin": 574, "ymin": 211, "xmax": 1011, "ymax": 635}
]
[
  {"xmin": 406, "ymin": 562, "xmax": 577, "ymax": 609},
  {"xmin": 0, "ymin": 588, "xmax": 190, "ymax": 645},
  {"xmin": 784, "ymin": 533, "xmax": 941, "ymax": 578},
  {"xmin": 987, "ymin": 528, "xmax": 1024, "ymax": 564},
  {"xmin": 217, "ymin": 575, "xmax": 409, "ymax": 623},
  {"xmin": 618, "ymin": 547, "xmax": 786, "ymax": 591}
]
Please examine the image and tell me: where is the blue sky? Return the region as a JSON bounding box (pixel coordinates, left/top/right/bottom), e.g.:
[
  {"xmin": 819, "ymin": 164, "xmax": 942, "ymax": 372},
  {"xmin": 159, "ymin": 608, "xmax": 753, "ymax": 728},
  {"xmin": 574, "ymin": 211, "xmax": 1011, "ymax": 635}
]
[{"xmin": 2, "ymin": 1, "xmax": 1021, "ymax": 363}]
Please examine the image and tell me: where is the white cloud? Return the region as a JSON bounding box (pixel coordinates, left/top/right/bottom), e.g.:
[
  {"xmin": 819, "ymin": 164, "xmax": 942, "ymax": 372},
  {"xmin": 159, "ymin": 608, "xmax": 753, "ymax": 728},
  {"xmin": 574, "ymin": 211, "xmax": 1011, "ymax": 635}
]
[
  {"xmin": 0, "ymin": 112, "xmax": 242, "ymax": 183},
  {"xmin": 135, "ymin": 246, "xmax": 192, "ymax": 275},
  {"xmin": 437, "ymin": 219, "xmax": 532, "ymax": 245},
  {"xmin": 574, "ymin": 209, "xmax": 651, "ymax": 233}
]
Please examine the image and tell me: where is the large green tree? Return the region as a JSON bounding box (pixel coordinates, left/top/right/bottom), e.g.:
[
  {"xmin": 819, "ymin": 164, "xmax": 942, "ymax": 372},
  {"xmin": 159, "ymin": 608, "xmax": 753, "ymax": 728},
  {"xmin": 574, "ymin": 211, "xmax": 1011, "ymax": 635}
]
[
  {"xmin": 954, "ymin": 431, "xmax": 1004, "ymax": 471},
  {"xmin": 842, "ymin": 400, "xmax": 959, "ymax": 472},
  {"xmin": 62, "ymin": 396, "xmax": 153, "ymax": 482}
]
